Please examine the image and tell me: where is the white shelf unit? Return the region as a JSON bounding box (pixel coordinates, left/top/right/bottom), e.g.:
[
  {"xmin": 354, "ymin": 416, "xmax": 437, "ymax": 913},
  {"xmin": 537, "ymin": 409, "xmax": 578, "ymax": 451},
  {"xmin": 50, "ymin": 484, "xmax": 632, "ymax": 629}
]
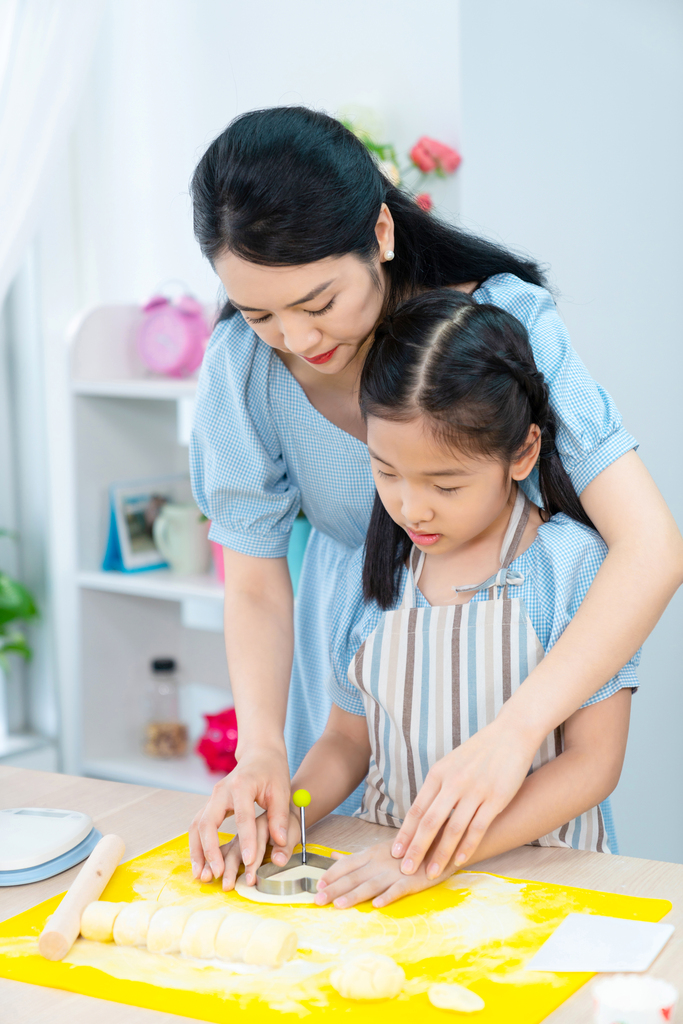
[{"xmin": 62, "ymin": 304, "xmax": 230, "ymax": 793}]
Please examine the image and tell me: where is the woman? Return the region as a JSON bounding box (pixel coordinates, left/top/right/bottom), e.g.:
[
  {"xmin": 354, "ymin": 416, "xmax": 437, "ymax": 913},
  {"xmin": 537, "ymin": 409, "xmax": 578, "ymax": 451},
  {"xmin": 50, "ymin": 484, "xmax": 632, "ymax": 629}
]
[{"xmin": 188, "ymin": 106, "xmax": 682, "ymax": 889}]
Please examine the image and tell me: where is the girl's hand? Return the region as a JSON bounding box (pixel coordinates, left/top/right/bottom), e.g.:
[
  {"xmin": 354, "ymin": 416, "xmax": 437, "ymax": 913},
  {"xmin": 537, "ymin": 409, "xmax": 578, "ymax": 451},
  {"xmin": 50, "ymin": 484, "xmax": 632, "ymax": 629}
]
[
  {"xmin": 314, "ymin": 838, "xmax": 455, "ymax": 909},
  {"xmin": 189, "ymin": 745, "xmax": 293, "ymax": 885},
  {"xmin": 391, "ymin": 718, "xmax": 537, "ymax": 878}
]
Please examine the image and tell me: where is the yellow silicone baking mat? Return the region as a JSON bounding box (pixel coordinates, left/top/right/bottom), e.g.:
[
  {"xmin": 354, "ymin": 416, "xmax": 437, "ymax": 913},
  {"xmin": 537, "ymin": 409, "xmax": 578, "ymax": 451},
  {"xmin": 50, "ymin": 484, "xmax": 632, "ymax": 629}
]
[{"xmin": 0, "ymin": 832, "xmax": 671, "ymax": 1023}]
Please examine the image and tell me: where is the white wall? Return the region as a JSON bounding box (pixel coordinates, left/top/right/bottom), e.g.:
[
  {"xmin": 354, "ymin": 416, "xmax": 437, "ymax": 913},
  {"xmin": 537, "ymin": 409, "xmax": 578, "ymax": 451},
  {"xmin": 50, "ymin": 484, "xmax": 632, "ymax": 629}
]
[
  {"xmin": 69, "ymin": 0, "xmax": 461, "ymax": 308},
  {"xmin": 459, "ymin": 0, "xmax": 683, "ymax": 862}
]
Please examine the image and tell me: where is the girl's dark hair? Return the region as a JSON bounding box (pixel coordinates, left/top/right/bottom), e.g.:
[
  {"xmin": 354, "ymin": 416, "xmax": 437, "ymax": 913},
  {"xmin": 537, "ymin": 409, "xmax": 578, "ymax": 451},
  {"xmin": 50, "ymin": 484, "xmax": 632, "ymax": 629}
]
[
  {"xmin": 360, "ymin": 290, "xmax": 595, "ymax": 609},
  {"xmin": 190, "ymin": 106, "xmax": 545, "ymax": 318}
]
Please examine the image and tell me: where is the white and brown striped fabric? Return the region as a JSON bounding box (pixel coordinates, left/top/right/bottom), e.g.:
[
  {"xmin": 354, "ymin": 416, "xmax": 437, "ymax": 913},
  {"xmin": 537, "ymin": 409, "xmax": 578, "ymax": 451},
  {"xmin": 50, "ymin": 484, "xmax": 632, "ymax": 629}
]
[{"xmin": 349, "ymin": 488, "xmax": 609, "ymax": 853}]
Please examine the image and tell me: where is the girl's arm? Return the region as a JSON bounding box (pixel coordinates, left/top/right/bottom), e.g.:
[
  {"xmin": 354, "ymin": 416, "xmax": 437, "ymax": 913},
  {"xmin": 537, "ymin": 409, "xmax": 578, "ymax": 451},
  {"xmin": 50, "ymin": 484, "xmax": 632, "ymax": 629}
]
[
  {"xmin": 316, "ymin": 688, "xmax": 631, "ymax": 909},
  {"xmin": 394, "ymin": 452, "xmax": 683, "ymax": 876},
  {"xmin": 216, "ymin": 704, "xmax": 371, "ymax": 888},
  {"xmin": 189, "ymin": 548, "xmax": 295, "ymax": 883}
]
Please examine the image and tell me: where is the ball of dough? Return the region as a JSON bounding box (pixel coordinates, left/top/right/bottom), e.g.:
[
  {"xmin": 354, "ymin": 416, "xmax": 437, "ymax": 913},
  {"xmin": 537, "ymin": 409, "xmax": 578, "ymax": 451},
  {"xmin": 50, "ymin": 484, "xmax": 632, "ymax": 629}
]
[
  {"xmin": 146, "ymin": 906, "xmax": 195, "ymax": 954},
  {"xmin": 330, "ymin": 953, "xmax": 405, "ymax": 1001},
  {"xmin": 214, "ymin": 912, "xmax": 262, "ymax": 962},
  {"xmin": 113, "ymin": 902, "xmax": 160, "ymax": 947},
  {"xmin": 180, "ymin": 908, "xmax": 229, "ymax": 960},
  {"xmin": 243, "ymin": 920, "xmax": 298, "ymax": 968},
  {"xmin": 428, "ymin": 983, "xmax": 485, "ymax": 1012},
  {"xmin": 80, "ymin": 901, "xmax": 125, "ymax": 942}
]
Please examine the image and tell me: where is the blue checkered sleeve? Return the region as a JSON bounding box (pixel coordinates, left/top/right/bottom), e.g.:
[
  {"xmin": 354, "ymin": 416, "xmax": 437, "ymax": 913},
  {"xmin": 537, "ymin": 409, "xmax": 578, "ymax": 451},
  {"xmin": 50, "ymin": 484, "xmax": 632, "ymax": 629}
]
[
  {"xmin": 475, "ymin": 276, "xmax": 638, "ymax": 495},
  {"xmin": 189, "ymin": 318, "xmax": 301, "ymax": 557},
  {"xmin": 518, "ymin": 516, "xmax": 641, "ymax": 705}
]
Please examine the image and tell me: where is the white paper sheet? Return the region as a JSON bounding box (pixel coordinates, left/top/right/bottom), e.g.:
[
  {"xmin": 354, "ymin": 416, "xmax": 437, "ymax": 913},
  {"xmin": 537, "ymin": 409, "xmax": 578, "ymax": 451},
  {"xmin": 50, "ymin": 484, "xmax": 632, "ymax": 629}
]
[{"xmin": 526, "ymin": 913, "xmax": 674, "ymax": 973}]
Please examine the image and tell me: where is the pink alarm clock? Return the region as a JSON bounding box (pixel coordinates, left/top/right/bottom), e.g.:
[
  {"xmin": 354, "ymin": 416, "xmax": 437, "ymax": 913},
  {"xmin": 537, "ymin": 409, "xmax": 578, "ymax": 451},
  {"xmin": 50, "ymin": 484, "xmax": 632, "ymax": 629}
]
[{"xmin": 137, "ymin": 295, "xmax": 210, "ymax": 378}]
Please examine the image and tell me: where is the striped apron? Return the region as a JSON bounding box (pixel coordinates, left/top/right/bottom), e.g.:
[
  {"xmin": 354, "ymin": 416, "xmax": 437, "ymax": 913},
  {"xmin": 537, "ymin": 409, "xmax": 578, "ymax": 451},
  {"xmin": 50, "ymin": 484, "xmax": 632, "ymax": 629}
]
[{"xmin": 349, "ymin": 488, "xmax": 609, "ymax": 852}]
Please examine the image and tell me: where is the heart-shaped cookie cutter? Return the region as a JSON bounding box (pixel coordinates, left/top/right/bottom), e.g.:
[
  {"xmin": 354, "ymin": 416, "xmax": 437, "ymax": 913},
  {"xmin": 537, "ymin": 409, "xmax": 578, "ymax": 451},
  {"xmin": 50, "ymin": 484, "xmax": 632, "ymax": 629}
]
[{"xmin": 255, "ymin": 852, "xmax": 335, "ymax": 895}]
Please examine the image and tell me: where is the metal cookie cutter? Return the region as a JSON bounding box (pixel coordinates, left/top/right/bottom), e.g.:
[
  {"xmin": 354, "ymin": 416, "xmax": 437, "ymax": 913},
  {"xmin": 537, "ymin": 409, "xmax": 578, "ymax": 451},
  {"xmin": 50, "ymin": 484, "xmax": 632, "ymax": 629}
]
[{"xmin": 255, "ymin": 789, "xmax": 334, "ymax": 896}]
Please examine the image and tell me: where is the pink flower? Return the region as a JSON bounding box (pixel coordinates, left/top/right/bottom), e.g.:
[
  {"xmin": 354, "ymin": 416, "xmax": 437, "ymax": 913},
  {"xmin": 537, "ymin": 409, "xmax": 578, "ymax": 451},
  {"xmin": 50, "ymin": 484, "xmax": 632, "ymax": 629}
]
[
  {"xmin": 415, "ymin": 192, "xmax": 433, "ymax": 212},
  {"xmin": 410, "ymin": 137, "xmax": 462, "ymax": 175}
]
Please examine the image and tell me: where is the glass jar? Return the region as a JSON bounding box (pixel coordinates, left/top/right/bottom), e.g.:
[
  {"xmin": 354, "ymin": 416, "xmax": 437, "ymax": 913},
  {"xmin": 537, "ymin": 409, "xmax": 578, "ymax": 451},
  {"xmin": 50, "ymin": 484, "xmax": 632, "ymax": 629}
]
[{"xmin": 143, "ymin": 657, "xmax": 188, "ymax": 758}]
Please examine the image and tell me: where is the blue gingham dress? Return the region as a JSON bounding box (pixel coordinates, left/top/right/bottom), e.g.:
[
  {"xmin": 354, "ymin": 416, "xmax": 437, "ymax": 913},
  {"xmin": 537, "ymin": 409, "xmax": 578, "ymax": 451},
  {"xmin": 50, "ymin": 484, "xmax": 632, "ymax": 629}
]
[{"xmin": 190, "ymin": 273, "xmax": 638, "ymax": 819}]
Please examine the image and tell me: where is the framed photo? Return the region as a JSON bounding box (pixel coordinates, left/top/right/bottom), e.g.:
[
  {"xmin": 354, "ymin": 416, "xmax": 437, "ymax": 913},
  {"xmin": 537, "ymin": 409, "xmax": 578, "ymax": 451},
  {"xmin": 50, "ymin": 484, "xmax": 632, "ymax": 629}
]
[{"xmin": 105, "ymin": 474, "xmax": 193, "ymax": 571}]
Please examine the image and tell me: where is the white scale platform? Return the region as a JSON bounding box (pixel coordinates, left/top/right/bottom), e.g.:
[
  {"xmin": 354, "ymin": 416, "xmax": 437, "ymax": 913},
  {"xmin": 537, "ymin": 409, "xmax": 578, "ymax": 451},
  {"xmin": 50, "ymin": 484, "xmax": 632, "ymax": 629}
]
[{"xmin": 0, "ymin": 807, "xmax": 102, "ymax": 886}]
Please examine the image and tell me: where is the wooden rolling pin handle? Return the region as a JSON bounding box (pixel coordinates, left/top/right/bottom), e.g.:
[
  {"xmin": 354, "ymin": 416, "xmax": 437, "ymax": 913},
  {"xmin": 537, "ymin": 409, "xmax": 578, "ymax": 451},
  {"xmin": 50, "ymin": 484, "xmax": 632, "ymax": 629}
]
[{"xmin": 38, "ymin": 833, "xmax": 125, "ymax": 961}]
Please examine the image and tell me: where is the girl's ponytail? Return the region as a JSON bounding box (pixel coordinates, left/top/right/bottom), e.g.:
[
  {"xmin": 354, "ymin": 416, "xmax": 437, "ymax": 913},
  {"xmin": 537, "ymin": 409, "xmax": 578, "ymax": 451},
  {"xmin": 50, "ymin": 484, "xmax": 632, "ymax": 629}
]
[
  {"xmin": 489, "ymin": 351, "xmax": 595, "ymax": 531},
  {"xmin": 537, "ymin": 412, "xmax": 595, "ymax": 531}
]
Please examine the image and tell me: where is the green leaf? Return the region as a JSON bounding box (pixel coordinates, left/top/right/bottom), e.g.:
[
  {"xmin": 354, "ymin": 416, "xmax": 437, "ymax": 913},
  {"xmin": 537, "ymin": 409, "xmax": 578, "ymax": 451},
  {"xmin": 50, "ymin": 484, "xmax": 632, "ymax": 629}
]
[
  {"xmin": 0, "ymin": 573, "xmax": 38, "ymax": 627},
  {"xmin": 0, "ymin": 630, "xmax": 31, "ymax": 662}
]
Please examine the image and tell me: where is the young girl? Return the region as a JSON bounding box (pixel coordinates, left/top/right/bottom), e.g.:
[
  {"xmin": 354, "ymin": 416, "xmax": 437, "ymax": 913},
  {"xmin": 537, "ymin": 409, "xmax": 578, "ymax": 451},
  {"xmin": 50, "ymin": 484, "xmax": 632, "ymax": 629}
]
[{"xmin": 223, "ymin": 289, "xmax": 638, "ymax": 907}]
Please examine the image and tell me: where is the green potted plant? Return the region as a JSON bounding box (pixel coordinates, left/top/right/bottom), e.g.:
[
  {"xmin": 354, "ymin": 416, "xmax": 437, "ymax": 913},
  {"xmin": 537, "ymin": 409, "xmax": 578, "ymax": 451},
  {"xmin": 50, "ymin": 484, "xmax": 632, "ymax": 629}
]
[{"xmin": 0, "ymin": 530, "xmax": 38, "ymax": 743}]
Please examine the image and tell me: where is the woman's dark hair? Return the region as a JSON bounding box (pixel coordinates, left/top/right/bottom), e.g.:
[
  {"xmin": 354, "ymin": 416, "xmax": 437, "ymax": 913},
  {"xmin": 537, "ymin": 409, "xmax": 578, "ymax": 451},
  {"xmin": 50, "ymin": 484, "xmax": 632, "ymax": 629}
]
[
  {"xmin": 190, "ymin": 106, "xmax": 545, "ymax": 318},
  {"xmin": 360, "ymin": 290, "xmax": 595, "ymax": 609}
]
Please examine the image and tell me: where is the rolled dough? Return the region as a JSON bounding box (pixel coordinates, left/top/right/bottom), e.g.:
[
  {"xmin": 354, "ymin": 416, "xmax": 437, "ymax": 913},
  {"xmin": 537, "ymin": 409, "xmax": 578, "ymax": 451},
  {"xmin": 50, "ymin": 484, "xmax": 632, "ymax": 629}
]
[
  {"xmin": 112, "ymin": 902, "xmax": 160, "ymax": 947},
  {"xmin": 214, "ymin": 912, "xmax": 261, "ymax": 961},
  {"xmin": 146, "ymin": 906, "xmax": 195, "ymax": 954},
  {"xmin": 330, "ymin": 953, "xmax": 405, "ymax": 1000},
  {"xmin": 243, "ymin": 919, "xmax": 298, "ymax": 968},
  {"xmin": 428, "ymin": 983, "xmax": 485, "ymax": 1012},
  {"xmin": 80, "ymin": 901, "xmax": 125, "ymax": 942},
  {"xmin": 180, "ymin": 907, "xmax": 229, "ymax": 959}
]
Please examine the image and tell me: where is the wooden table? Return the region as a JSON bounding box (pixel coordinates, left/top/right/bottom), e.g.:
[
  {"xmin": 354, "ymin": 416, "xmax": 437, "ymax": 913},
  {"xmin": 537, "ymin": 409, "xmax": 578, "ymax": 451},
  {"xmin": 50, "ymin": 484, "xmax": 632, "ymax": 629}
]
[{"xmin": 1, "ymin": 766, "xmax": 680, "ymax": 1023}]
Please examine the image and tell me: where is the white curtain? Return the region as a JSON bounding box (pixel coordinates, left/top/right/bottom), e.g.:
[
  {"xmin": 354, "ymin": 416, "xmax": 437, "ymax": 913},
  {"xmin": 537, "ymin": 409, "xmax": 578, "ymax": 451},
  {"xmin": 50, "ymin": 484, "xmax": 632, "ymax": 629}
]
[{"xmin": 0, "ymin": 0, "xmax": 105, "ymax": 306}]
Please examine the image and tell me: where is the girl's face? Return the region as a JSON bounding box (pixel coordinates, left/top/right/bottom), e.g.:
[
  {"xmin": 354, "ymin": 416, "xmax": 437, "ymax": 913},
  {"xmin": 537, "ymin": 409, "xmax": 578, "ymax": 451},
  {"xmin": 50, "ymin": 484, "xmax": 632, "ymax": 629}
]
[
  {"xmin": 367, "ymin": 414, "xmax": 539, "ymax": 555},
  {"xmin": 213, "ymin": 206, "xmax": 395, "ymax": 376}
]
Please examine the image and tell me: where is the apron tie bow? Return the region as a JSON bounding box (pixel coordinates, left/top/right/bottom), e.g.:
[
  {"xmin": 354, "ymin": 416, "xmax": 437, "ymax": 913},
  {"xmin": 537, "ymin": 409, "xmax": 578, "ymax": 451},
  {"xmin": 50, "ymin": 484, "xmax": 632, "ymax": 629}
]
[{"xmin": 453, "ymin": 567, "xmax": 525, "ymax": 594}]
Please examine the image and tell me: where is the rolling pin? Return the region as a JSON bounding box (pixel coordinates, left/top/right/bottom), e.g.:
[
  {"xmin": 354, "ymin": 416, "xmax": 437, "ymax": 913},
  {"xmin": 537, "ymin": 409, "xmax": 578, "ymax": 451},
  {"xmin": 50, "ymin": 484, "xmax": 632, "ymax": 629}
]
[{"xmin": 38, "ymin": 833, "xmax": 125, "ymax": 961}]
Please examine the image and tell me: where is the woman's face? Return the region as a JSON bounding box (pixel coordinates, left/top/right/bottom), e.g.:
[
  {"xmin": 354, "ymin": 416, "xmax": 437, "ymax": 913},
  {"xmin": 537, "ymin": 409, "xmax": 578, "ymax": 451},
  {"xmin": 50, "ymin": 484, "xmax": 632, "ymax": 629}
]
[{"xmin": 213, "ymin": 207, "xmax": 394, "ymax": 376}]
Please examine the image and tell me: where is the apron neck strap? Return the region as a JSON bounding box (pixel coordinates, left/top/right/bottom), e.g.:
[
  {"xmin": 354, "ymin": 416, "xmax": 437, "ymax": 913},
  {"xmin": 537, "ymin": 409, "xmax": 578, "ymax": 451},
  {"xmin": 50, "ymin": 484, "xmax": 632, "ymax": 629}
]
[
  {"xmin": 500, "ymin": 487, "xmax": 532, "ymax": 567},
  {"xmin": 401, "ymin": 546, "xmax": 426, "ymax": 609}
]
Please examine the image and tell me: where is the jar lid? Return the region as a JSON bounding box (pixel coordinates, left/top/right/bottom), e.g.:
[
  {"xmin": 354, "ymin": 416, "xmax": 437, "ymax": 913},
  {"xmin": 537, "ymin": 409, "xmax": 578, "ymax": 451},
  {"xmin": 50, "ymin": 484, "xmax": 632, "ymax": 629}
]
[{"xmin": 151, "ymin": 657, "xmax": 176, "ymax": 673}]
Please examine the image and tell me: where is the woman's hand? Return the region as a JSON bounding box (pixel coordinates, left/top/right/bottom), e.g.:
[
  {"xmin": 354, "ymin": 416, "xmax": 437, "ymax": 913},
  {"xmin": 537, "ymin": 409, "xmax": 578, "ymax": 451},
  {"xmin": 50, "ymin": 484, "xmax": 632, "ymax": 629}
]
[
  {"xmin": 216, "ymin": 806, "xmax": 302, "ymax": 891},
  {"xmin": 314, "ymin": 837, "xmax": 456, "ymax": 909},
  {"xmin": 390, "ymin": 717, "xmax": 538, "ymax": 878},
  {"xmin": 189, "ymin": 744, "xmax": 294, "ymax": 885}
]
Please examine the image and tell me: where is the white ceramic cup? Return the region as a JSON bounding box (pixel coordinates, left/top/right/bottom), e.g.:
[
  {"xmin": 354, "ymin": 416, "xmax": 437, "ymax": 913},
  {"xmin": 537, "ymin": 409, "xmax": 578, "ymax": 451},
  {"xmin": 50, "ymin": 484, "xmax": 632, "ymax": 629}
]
[
  {"xmin": 152, "ymin": 503, "xmax": 210, "ymax": 575},
  {"xmin": 593, "ymin": 975, "xmax": 678, "ymax": 1024}
]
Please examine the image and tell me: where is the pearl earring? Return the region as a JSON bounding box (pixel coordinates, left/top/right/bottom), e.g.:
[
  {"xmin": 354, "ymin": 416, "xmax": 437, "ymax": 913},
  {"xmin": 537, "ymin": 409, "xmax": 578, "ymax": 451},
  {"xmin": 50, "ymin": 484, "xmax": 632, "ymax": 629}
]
[{"xmin": 383, "ymin": 250, "xmax": 395, "ymax": 261}]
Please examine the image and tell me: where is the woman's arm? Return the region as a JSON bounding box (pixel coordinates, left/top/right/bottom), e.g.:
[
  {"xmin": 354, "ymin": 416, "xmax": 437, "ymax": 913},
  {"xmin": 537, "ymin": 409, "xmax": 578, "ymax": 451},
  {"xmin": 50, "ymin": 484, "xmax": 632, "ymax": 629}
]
[
  {"xmin": 189, "ymin": 548, "xmax": 295, "ymax": 883},
  {"xmin": 315, "ymin": 689, "xmax": 631, "ymax": 908},
  {"xmin": 394, "ymin": 451, "xmax": 683, "ymax": 876}
]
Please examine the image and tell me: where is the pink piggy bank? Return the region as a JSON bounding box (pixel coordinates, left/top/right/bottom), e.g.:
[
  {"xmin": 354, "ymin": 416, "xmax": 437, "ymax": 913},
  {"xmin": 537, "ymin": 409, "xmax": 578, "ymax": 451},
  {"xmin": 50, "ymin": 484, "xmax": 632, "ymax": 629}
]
[{"xmin": 196, "ymin": 708, "xmax": 238, "ymax": 774}]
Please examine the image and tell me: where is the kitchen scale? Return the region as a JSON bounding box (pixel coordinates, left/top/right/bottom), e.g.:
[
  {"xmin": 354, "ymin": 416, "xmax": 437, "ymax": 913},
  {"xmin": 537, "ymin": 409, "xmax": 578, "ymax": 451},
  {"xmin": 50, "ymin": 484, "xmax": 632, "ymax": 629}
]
[{"xmin": 0, "ymin": 808, "xmax": 102, "ymax": 886}]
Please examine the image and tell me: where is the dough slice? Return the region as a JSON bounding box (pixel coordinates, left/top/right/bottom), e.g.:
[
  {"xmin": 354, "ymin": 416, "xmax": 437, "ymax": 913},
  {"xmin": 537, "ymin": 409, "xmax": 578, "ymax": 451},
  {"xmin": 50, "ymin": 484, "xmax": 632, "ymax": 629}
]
[
  {"xmin": 215, "ymin": 912, "xmax": 262, "ymax": 962},
  {"xmin": 80, "ymin": 901, "xmax": 125, "ymax": 942},
  {"xmin": 147, "ymin": 906, "xmax": 195, "ymax": 954},
  {"xmin": 243, "ymin": 919, "xmax": 298, "ymax": 968},
  {"xmin": 330, "ymin": 953, "xmax": 405, "ymax": 1000},
  {"xmin": 113, "ymin": 902, "xmax": 160, "ymax": 947},
  {"xmin": 180, "ymin": 908, "xmax": 229, "ymax": 959},
  {"xmin": 428, "ymin": 983, "xmax": 485, "ymax": 1012}
]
